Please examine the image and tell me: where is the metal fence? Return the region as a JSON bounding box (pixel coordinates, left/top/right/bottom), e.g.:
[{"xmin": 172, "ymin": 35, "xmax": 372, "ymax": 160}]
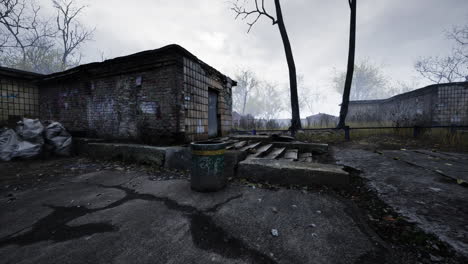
[{"xmin": 233, "ymin": 125, "xmax": 468, "ymax": 141}]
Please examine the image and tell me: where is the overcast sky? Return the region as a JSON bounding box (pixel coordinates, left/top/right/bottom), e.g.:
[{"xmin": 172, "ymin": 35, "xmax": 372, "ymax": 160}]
[{"xmin": 40, "ymin": 0, "xmax": 468, "ymax": 117}]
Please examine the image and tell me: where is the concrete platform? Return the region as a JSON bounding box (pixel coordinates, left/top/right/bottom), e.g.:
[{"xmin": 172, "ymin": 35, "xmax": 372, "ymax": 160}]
[
  {"xmin": 0, "ymin": 170, "xmax": 389, "ymax": 263},
  {"xmin": 237, "ymin": 158, "xmax": 349, "ymax": 187},
  {"xmin": 333, "ymin": 147, "xmax": 468, "ymax": 258},
  {"xmin": 77, "ymin": 142, "xmax": 193, "ymax": 171},
  {"xmin": 86, "ymin": 143, "xmax": 166, "ymax": 166},
  {"xmin": 270, "ymin": 142, "xmax": 328, "ymax": 154}
]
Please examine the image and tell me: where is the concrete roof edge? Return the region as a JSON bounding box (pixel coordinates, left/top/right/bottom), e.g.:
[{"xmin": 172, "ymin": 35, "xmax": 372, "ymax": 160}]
[
  {"xmin": 0, "ymin": 66, "xmax": 44, "ymax": 80},
  {"xmin": 40, "ymin": 44, "xmax": 237, "ymax": 85}
]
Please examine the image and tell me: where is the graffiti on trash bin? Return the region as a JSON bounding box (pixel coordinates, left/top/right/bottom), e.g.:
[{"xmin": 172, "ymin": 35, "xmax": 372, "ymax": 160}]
[{"xmin": 198, "ymin": 156, "xmax": 224, "ymax": 172}]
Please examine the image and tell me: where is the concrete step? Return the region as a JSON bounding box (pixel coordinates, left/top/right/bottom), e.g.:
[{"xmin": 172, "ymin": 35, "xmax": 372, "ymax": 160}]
[
  {"xmin": 233, "ymin": 141, "xmax": 247, "ymax": 149},
  {"xmin": 272, "ymin": 142, "xmax": 328, "ymax": 154},
  {"xmin": 237, "ymin": 158, "xmax": 349, "ymax": 187},
  {"xmin": 226, "ymin": 140, "xmax": 240, "ymax": 150},
  {"xmin": 265, "ymin": 147, "xmax": 286, "ymax": 159},
  {"xmin": 247, "ymin": 144, "xmax": 273, "ymax": 159},
  {"xmin": 298, "ymin": 152, "xmax": 313, "ymax": 162},
  {"xmin": 281, "ymin": 149, "xmax": 299, "ymax": 161},
  {"xmin": 240, "ymin": 142, "xmax": 261, "ymax": 152}
]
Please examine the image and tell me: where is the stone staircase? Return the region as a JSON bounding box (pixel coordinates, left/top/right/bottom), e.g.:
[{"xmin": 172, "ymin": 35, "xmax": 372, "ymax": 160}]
[
  {"xmin": 220, "ymin": 135, "xmax": 349, "ymax": 187},
  {"xmin": 222, "ymin": 136, "xmax": 328, "ymax": 163}
]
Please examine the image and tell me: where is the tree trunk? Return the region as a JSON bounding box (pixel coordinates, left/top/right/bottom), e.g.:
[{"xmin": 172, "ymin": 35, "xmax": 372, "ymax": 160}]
[
  {"xmin": 62, "ymin": 52, "xmax": 67, "ymax": 69},
  {"xmin": 337, "ymin": 0, "xmax": 357, "ymax": 129},
  {"xmin": 242, "ymin": 91, "xmax": 248, "ymax": 115},
  {"xmin": 274, "ymin": 0, "xmax": 301, "ymax": 135}
]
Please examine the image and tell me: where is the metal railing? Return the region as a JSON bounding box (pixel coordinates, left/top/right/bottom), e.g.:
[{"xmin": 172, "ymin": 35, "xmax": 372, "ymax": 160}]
[{"xmin": 232, "ymin": 125, "xmax": 468, "ymax": 141}]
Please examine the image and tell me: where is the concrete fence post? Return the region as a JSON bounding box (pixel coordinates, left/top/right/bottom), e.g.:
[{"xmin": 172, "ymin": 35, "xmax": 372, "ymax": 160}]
[
  {"xmin": 344, "ymin": 126, "xmax": 350, "ymax": 141},
  {"xmin": 413, "ymin": 126, "xmax": 421, "ymax": 138},
  {"xmin": 450, "ymin": 125, "xmax": 457, "ymax": 136}
]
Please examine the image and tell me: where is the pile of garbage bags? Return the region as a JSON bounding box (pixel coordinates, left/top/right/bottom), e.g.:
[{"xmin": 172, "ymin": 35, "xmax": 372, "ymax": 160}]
[{"xmin": 0, "ymin": 118, "xmax": 72, "ymax": 161}]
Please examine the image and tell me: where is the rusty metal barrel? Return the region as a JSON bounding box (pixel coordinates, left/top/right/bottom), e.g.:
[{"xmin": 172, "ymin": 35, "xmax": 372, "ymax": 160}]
[{"xmin": 190, "ymin": 141, "xmax": 227, "ymax": 192}]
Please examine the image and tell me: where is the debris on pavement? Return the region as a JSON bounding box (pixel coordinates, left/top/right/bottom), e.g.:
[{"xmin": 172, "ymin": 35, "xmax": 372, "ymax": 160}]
[{"xmin": 271, "ymin": 229, "xmax": 279, "ymax": 237}]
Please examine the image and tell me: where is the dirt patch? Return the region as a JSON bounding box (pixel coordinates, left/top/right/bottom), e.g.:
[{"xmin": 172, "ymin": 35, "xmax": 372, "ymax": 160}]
[
  {"xmin": 230, "ymin": 165, "xmax": 467, "ymax": 263},
  {"xmin": 335, "ymin": 167, "xmax": 467, "ymax": 264},
  {"xmin": 0, "ymin": 156, "xmax": 188, "ymax": 196}
]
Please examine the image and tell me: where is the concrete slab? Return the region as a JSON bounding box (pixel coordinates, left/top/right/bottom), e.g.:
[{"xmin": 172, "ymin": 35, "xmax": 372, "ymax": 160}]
[
  {"xmin": 247, "ymin": 143, "xmax": 273, "ymax": 159},
  {"xmin": 281, "ymin": 149, "xmax": 298, "ymax": 161},
  {"xmin": 380, "ymin": 149, "xmax": 468, "ymax": 183},
  {"xmin": 237, "ymin": 159, "xmax": 349, "ymax": 187},
  {"xmin": 224, "ymin": 150, "xmax": 248, "ymax": 179},
  {"xmin": 271, "ymin": 141, "xmax": 328, "ymax": 154},
  {"xmin": 161, "ymin": 146, "xmax": 191, "ymax": 171},
  {"xmin": 333, "ymin": 147, "xmax": 468, "ymax": 258},
  {"xmin": 230, "ymin": 135, "xmax": 271, "ymax": 142},
  {"xmin": 213, "ymin": 188, "xmax": 378, "ymax": 264},
  {"xmin": 265, "ymin": 147, "xmax": 286, "ymax": 159},
  {"xmin": 73, "ymin": 137, "xmax": 106, "ymax": 155},
  {"xmin": 86, "ymin": 143, "xmax": 165, "ymax": 166},
  {"xmin": 0, "ymin": 170, "xmax": 386, "ymax": 264},
  {"xmin": 84, "ymin": 143, "xmax": 191, "ymax": 171}
]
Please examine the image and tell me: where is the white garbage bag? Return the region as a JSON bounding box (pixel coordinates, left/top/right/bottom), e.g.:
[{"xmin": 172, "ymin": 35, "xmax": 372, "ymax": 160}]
[
  {"xmin": 12, "ymin": 118, "xmax": 44, "ymax": 158},
  {"xmin": 16, "ymin": 118, "xmax": 44, "ymax": 144},
  {"xmin": 14, "ymin": 140, "xmax": 42, "ymax": 159},
  {"xmin": 45, "ymin": 122, "xmax": 72, "ymax": 156},
  {"xmin": 0, "ymin": 129, "xmax": 19, "ymax": 161}
]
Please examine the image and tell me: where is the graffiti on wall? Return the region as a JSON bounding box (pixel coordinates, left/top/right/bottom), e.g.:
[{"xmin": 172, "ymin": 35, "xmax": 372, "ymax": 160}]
[{"xmin": 0, "ymin": 94, "xmax": 18, "ymax": 98}]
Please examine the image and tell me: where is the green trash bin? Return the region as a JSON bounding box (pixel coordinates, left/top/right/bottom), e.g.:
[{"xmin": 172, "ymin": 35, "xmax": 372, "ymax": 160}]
[{"xmin": 190, "ymin": 141, "xmax": 227, "ymax": 192}]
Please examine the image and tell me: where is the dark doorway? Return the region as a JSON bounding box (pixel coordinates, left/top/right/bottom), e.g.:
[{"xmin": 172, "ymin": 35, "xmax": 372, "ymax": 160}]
[{"xmin": 208, "ymin": 89, "xmax": 219, "ymax": 138}]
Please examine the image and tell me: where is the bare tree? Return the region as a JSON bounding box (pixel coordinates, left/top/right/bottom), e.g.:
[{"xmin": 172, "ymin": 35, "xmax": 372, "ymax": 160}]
[
  {"xmin": 255, "ymin": 81, "xmax": 284, "ymax": 120},
  {"xmin": 297, "ymin": 75, "xmax": 322, "ymax": 116},
  {"xmin": 232, "ymin": 0, "xmax": 302, "ymax": 135},
  {"xmin": 233, "ymin": 69, "xmax": 259, "ymax": 115},
  {"xmin": 333, "ymin": 60, "xmax": 390, "ymax": 100},
  {"xmin": 415, "ymin": 56, "xmax": 465, "ymax": 83},
  {"xmin": 415, "ymin": 22, "xmax": 467, "ymax": 83},
  {"xmin": 53, "ymin": 0, "xmax": 94, "ymax": 68},
  {"xmin": 337, "ymin": 0, "xmax": 357, "ymax": 129},
  {"xmin": 447, "ymin": 24, "xmax": 468, "ymax": 47},
  {"xmin": 300, "ymin": 89, "xmax": 321, "ymax": 117},
  {"xmin": 0, "ymin": 0, "xmax": 54, "ymax": 66}
]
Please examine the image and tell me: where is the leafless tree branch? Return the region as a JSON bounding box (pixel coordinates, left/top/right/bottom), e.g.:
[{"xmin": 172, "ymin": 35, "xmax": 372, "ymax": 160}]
[
  {"xmin": 0, "ymin": 0, "xmax": 54, "ymax": 64},
  {"xmin": 415, "ymin": 55, "xmax": 466, "ymax": 83},
  {"xmin": 231, "ymin": 0, "xmax": 277, "ymax": 33},
  {"xmin": 416, "ymin": 22, "xmax": 468, "ymax": 83},
  {"xmin": 447, "ymin": 24, "xmax": 468, "ymax": 46},
  {"xmin": 53, "ymin": 0, "xmax": 94, "ymax": 67}
]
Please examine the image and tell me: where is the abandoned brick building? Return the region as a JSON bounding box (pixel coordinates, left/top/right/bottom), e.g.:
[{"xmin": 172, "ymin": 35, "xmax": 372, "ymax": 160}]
[
  {"xmin": 347, "ymin": 82, "xmax": 468, "ymax": 127},
  {"xmin": 0, "ymin": 44, "xmax": 236, "ymax": 143},
  {"xmin": 0, "ymin": 67, "xmax": 42, "ymax": 127}
]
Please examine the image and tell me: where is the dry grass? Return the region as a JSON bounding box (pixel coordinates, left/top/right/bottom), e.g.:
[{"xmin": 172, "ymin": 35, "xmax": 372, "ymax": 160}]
[{"xmin": 297, "ymin": 127, "xmax": 468, "ymax": 152}]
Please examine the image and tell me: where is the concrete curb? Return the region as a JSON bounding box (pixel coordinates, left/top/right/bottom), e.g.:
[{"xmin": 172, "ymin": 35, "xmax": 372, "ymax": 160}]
[{"xmin": 237, "ymin": 158, "xmax": 349, "ymax": 187}]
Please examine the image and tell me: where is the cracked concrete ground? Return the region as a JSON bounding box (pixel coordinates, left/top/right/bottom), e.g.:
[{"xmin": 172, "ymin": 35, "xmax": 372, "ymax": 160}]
[
  {"xmin": 333, "ymin": 147, "xmax": 468, "ymax": 259},
  {"xmin": 1, "ymin": 148, "xmax": 468, "ymax": 264},
  {"xmin": 1, "ymin": 168, "xmax": 392, "ymax": 264}
]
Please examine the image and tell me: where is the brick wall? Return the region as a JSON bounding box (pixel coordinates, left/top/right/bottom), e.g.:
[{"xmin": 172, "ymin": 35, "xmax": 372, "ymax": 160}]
[
  {"xmin": 434, "ymin": 84, "xmax": 468, "ymax": 125},
  {"xmin": 347, "ymin": 82, "xmax": 468, "ymax": 126},
  {"xmin": 0, "ymin": 76, "xmax": 39, "ymax": 126},
  {"xmin": 181, "ymin": 56, "xmax": 232, "ymax": 141},
  {"xmin": 39, "ymin": 64, "xmax": 183, "ymax": 143},
  {"xmin": 38, "ymin": 45, "xmax": 234, "ymax": 143}
]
